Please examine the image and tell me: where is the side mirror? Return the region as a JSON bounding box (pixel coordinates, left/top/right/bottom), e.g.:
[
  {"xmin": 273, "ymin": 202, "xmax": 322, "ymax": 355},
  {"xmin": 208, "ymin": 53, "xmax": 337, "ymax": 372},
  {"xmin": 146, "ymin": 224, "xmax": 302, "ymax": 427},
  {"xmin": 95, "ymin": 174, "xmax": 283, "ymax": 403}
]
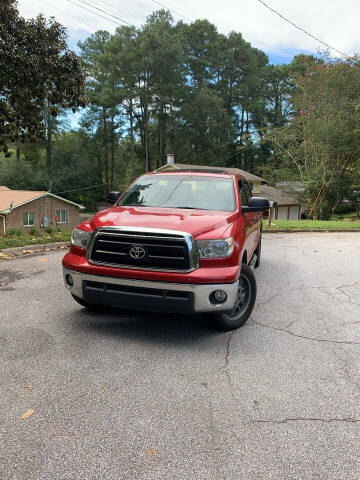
[
  {"xmin": 242, "ymin": 197, "xmax": 270, "ymax": 213},
  {"xmin": 107, "ymin": 191, "xmax": 121, "ymax": 204}
]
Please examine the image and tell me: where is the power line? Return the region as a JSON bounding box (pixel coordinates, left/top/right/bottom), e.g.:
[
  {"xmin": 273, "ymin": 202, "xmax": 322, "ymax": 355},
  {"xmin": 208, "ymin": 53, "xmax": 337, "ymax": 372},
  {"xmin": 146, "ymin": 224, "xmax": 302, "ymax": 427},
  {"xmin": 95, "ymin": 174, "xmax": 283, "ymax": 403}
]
[
  {"xmin": 187, "ymin": 139, "xmax": 238, "ymax": 163},
  {"xmin": 209, "ymin": 145, "xmax": 252, "ymax": 167},
  {"xmin": 63, "ymin": 0, "xmax": 124, "ymax": 27},
  {"xmin": 75, "ymin": 0, "xmax": 140, "ymax": 27},
  {"xmin": 256, "ymin": 0, "xmax": 347, "ymax": 57},
  {"xmin": 37, "ymin": 0, "xmax": 98, "ymax": 31},
  {"xmin": 68, "ymin": 0, "xmax": 270, "ymax": 76},
  {"xmin": 152, "ymin": 0, "xmax": 193, "ymax": 22},
  {"xmin": 53, "ymin": 183, "xmax": 110, "ymax": 194},
  {"xmin": 185, "ymin": 137, "xmax": 252, "ymax": 164},
  {"xmin": 148, "ymin": 0, "xmax": 275, "ymax": 71},
  {"xmin": 100, "ymin": 0, "xmax": 147, "ymax": 25}
]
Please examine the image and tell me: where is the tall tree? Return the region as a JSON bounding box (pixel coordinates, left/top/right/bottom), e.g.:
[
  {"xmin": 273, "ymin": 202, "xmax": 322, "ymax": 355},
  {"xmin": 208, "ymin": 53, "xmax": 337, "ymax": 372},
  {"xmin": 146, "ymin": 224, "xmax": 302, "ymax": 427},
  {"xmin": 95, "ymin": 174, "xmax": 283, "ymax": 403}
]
[
  {"xmin": 0, "ymin": 0, "xmax": 86, "ymax": 155},
  {"xmin": 138, "ymin": 10, "xmax": 186, "ymax": 169},
  {"xmin": 268, "ymin": 55, "xmax": 360, "ymax": 219},
  {"xmin": 104, "ymin": 26, "xmax": 140, "ymax": 180},
  {"xmin": 79, "ymin": 31, "xmax": 122, "ymax": 189}
]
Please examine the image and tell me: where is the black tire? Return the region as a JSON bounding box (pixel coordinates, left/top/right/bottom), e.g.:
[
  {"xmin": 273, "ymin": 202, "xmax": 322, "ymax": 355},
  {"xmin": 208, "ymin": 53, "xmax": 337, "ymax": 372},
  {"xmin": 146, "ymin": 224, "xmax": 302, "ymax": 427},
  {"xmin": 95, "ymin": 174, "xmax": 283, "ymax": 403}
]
[
  {"xmin": 207, "ymin": 263, "xmax": 257, "ymax": 331},
  {"xmin": 254, "ymin": 234, "xmax": 261, "ymax": 268},
  {"xmin": 71, "ymin": 294, "xmax": 105, "ymax": 311}
]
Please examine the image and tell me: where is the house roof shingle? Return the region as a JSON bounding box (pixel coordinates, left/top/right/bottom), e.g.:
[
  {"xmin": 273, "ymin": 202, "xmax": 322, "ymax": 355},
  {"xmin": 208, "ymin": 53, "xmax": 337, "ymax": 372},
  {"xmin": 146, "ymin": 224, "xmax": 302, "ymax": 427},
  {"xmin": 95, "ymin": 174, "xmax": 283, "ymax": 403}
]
[
  {"xmin": 254, "ymin": 185, "xmax": 300, "ymax": 205},
  {"xmin": 0, "ymin": 189, "xmax": 47, "ymax": 212},
  {"xmin": 0, "ymin": 187, "xmax": 84, "ymax": 213},
  {"xmin": 155, "ymin": 163, "xmax": 267, "ymax": 184}
]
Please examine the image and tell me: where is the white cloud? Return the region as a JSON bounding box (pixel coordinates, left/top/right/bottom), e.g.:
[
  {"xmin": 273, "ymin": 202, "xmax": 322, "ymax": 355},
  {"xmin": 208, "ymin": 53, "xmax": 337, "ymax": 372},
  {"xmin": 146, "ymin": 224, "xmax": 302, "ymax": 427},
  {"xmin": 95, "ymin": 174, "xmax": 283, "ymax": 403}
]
[{"xmin": 17, "ymin": 0, "xmax": 360, "ymax": 58}]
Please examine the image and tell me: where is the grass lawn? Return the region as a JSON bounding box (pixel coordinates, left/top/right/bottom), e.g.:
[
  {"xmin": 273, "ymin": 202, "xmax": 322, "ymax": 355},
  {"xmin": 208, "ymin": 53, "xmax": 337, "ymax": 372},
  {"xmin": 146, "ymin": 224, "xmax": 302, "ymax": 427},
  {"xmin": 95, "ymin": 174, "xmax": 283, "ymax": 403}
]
[
  {"xmin": 330, "ymin": 212, "xmax": 358, "ymax": 220},
  {"xmin": 263, "ymin": 219, "xmax": 360, "ymax": 231},
  {"xmin": 0, "ymin": 229, "xmax": 71, "ymax": 250}
]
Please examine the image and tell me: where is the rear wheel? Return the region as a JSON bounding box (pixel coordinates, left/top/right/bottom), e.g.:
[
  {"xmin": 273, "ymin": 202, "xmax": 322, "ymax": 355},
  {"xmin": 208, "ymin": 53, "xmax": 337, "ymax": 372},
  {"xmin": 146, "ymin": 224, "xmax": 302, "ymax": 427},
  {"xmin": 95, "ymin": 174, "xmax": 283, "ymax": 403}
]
[{"xmin": 207, "ymin": 263, "xmax": 257, "ymax": 331}]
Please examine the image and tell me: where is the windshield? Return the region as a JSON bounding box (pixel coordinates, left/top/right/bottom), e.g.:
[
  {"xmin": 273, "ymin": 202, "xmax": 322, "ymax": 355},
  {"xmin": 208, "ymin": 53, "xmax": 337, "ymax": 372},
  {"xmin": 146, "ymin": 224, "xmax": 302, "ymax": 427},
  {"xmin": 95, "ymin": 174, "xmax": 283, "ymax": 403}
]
[{"xmin": 118, "ymin": 175, "xmax": 235, "ymax": 212}]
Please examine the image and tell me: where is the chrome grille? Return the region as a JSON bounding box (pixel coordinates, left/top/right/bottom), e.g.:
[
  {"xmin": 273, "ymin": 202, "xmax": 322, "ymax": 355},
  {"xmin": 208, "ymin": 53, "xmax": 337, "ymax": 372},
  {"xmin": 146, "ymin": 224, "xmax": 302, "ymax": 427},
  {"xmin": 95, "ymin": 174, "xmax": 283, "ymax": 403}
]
[{"xmin": 87, "ymin": 227, "xmax": 199, "ymax": 272}]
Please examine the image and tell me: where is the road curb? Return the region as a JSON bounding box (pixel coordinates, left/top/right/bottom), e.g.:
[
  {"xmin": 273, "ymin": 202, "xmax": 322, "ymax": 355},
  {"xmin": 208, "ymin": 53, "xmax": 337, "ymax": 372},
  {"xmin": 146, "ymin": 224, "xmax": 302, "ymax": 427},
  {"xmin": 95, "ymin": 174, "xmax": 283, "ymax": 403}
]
[{"xmin": 0, "ymin": 241, "xmax": 70, "ymax": 258}]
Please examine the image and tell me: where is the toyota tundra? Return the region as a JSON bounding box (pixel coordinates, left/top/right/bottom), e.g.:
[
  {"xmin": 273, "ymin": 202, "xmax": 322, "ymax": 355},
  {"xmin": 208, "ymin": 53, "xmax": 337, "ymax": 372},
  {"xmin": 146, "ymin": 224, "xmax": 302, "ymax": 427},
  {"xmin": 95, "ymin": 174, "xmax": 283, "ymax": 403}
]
[{"xmin": 62, "ymin": 169, "xmax": 270, "ymax": 330}]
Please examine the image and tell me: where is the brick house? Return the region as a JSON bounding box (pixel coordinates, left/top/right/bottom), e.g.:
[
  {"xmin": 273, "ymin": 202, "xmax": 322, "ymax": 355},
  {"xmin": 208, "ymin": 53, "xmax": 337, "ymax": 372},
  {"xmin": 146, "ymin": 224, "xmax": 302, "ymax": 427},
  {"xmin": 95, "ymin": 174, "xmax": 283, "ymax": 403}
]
[{"xmin": 0, "ymin": 186, "xmax": 84, "ymax": 236}]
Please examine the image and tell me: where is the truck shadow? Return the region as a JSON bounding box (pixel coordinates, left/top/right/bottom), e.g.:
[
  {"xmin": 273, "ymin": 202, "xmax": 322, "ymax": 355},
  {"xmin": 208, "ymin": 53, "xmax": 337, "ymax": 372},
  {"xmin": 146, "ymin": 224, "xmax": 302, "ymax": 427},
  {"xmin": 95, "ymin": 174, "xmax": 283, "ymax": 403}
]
[{"xmin": 70, "ymin": 306, "xmax": 222, "ymax": 346}]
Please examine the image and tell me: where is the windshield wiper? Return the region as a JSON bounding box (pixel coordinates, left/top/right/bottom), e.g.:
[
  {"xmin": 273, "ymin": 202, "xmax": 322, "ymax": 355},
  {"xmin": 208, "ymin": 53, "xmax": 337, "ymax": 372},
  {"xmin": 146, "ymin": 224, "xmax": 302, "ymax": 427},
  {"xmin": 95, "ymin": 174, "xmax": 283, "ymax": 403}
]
[
  {"xmin": 122, "ymin": 203, "xmax": 149, "ymax": 207},
  {"xmin": 175, "ymin": 206, "xmax": 208, "ymax": 210}
]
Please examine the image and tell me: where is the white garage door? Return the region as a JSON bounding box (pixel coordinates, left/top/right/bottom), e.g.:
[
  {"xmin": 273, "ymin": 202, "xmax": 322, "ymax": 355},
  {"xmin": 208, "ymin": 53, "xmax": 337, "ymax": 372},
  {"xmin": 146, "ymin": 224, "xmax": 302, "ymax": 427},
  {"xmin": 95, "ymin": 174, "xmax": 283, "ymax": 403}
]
[
  {"xmin": 289, "ymin": 206, "xmax": 299, "ymax": 220},
  {"xmin": 277, "ymin": 207, "xmax": 288, "ymax": 220}
]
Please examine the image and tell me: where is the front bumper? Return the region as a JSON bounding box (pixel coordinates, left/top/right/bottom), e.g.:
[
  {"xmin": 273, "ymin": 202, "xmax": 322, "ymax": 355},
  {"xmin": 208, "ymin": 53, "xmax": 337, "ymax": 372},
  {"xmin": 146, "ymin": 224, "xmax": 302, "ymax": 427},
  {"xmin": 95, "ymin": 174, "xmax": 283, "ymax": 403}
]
[{"xmin": 63, "ymin": 268, "xmax": 238, "ymax": 314}]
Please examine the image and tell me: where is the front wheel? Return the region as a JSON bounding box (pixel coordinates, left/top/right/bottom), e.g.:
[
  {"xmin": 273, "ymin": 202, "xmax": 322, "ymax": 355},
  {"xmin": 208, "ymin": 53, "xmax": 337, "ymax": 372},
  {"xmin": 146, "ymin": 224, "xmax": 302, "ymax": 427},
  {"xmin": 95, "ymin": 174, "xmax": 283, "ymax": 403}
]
[{"xmin": 207, "ymin": 263, "xmax": 257, "ymax": 331}]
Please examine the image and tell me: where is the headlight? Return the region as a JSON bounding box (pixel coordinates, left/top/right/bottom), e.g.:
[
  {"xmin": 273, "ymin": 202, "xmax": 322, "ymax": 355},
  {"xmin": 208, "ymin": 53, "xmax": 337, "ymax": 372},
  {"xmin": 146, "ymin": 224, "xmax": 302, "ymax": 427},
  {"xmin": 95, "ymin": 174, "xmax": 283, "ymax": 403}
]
[
  {"xmin": 196, "ymin": 237, "xmax": 234, "ymax": 258},
  {"xmin": 71, "ymin": 228, "xmax": 92, "ymax": 249}
]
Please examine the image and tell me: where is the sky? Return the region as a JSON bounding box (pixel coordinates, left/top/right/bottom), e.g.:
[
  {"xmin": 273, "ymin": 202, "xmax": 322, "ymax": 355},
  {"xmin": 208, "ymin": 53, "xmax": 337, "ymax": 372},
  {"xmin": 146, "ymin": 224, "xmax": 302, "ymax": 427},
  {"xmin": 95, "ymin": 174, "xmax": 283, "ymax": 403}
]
[{"xmin": 16, "ymin": 0, "xmax": 360, "ymax": 125}]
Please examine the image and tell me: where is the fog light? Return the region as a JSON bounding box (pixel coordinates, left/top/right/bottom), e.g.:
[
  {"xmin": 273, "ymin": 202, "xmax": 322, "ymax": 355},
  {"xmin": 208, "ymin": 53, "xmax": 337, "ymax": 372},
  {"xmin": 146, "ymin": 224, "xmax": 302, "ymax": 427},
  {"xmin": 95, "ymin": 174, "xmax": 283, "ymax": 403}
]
[
  {"xmin": 65, "ymin": 274, "xmax": 74, "ymax": 287},
  {"xmin": 214, "ymin": 290, "xmax": 227, "ymax": 302},
  {"xmin": 210, "ymin": 289, "xmax": 227, "ymax": 305}
]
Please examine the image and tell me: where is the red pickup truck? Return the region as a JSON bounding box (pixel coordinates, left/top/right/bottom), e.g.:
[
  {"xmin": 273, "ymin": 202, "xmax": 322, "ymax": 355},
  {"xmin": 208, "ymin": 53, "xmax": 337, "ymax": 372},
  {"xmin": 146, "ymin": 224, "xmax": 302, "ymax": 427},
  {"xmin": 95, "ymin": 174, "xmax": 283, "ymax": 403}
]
[{"xmin": 62, "ymin": 169, "xmax": 270, "ymax": 331}]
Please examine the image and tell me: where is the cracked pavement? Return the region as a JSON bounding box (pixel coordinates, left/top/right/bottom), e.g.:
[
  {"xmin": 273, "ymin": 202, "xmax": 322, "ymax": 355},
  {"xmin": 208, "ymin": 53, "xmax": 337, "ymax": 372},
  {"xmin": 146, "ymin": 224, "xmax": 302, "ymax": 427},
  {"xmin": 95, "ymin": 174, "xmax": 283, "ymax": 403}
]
[{"xmin": 1, "ymin": 232, "xmax": 360, "ymax": 479}]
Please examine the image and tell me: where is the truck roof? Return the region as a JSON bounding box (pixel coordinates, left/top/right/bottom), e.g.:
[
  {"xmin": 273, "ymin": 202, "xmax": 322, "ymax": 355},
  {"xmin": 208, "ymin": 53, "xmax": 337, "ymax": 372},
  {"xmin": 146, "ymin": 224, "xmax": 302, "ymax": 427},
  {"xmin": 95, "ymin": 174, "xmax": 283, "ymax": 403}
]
[{"xmin": 150, "ymin": 169, "xmax": 237, "ymax": 179}]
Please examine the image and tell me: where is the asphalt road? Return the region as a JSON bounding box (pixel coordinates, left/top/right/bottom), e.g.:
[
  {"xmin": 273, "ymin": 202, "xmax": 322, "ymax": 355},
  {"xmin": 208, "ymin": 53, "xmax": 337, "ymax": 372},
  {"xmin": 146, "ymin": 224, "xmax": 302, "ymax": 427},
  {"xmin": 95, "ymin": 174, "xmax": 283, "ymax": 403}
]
[{"xmin": 1, "ymin": 232, "xmax": 360, "ymax": 480}]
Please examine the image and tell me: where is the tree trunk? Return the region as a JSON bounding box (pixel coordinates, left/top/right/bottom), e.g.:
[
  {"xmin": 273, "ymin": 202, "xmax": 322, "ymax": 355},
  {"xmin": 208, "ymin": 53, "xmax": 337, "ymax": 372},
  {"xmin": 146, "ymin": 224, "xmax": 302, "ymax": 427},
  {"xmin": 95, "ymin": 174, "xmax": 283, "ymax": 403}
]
[
  {"xmin": 102, "ymin": 108, "xmax": 109, "ymax": 185},
  {"xmin": 110, "ymin": 114, "xmax": 115, "ymax": 189},
  {"xmin": 145, "ymin": 105, "xmax": 149, "ymax": 172},
  {"xmin": 45, "ymin": 106, "xmax": 52, "ymax": 173},
  {"xmin": 158, "ymin": 101, "xmax": 164, "ymax": 169},
  {"xmin": 169, "ymin": 103, "xmax": 175, "ymax": 154},
  {"xmin": 244, "ymin": 112, "xmax": 249, "ymax": 171},
  {"xmin": 239, "ymin": 108, "xmax": 245, "ymax": 169},
  {"xmin": 46, "ymin": 130, "xmax": 52, "ymax": 172},
  {"xmin": 129, "ymin": 103, "xmax": 136, "ymax": 181},
  {"xmin": 355, "ymin": 197, "xmax": 359, "ymax": 219},
  {"xmin": 16, "ymin": 137, "xmax": 20, "ymax": 161}
]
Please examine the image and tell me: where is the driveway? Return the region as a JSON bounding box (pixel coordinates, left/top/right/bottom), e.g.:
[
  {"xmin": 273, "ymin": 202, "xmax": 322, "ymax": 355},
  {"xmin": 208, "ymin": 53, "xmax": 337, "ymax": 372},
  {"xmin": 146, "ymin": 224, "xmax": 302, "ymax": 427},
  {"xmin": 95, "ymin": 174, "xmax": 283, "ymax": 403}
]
[{"xmin": 1, "ymin": 232, "xmax": 360, "ymax": 480}]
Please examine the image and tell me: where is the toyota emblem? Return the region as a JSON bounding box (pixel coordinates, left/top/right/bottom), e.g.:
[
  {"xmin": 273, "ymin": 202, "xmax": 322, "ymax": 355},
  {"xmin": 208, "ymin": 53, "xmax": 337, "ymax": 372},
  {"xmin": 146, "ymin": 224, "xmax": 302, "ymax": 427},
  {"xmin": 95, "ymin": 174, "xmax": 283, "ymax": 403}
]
[{"xmin": 129, "ymin": 246, "xmax": 146, "ymax": 259}]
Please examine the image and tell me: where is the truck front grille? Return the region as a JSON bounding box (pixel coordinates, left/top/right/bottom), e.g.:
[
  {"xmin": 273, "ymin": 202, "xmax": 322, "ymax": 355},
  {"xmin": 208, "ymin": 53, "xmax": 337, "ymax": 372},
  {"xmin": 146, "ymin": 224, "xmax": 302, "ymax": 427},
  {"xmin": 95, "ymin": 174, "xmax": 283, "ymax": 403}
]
[{"xmin": 87, "ymin": 228, "xmax": 197, "ymax": 272}]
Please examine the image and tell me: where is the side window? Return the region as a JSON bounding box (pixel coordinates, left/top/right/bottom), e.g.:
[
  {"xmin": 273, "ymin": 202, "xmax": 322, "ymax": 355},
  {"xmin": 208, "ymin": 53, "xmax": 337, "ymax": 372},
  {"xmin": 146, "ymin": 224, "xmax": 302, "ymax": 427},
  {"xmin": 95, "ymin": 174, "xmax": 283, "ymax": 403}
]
[
  {"xmin": 244, "ymin": 182, "xmax": 252, "ymax": 200},
  {"xmin": 238, "ymin": 181, "xmax": 249, "ymax": 206}
]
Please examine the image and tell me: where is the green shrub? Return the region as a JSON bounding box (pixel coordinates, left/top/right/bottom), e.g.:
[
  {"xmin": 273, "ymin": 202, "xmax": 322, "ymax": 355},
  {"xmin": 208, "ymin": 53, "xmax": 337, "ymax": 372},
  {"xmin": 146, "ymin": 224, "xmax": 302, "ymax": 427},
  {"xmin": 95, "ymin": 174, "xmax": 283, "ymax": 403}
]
[
  {"xmin": 44, "ymin": 226, "xmax": 55, "ymax": 234},
  {"xmin": 29, "ymin": 227, "xmax": 38, "ymax": 236},
  {"xmin": 6, "ymin": 228, "xmax": 22, "ymax": 236},
  {"xmin": 333, "ymin": 203, "xmax": 354, "ymax": 214}
]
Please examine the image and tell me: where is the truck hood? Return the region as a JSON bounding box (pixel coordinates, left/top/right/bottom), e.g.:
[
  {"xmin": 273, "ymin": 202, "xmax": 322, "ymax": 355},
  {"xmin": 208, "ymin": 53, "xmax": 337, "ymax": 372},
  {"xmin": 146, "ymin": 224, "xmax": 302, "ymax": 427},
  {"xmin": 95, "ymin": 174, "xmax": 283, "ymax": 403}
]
[{"xmin": 89, "ymin": 206, "xmax": 236, "ymax": 239}]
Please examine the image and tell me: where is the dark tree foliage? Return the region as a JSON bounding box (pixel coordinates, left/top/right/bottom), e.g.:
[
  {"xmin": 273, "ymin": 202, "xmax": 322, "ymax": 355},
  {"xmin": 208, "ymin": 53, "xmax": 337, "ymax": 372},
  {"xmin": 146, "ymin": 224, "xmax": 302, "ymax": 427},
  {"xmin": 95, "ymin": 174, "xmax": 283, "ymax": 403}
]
[
  {"xmin": 0, "ymin": 0, "xmax": 87, "ymax": 155},
  {"xmin": 3, "ymin": 6, "xmax": 356, "ymax": 217}
]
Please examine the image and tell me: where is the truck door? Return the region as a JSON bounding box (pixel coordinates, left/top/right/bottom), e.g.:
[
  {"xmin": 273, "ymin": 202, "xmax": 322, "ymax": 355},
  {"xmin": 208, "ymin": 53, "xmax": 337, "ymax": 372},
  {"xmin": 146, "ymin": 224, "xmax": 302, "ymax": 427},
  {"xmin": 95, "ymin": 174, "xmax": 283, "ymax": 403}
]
[{"xmin": 239, "ymin": 180, "xmax": 260, "ymax": 259}]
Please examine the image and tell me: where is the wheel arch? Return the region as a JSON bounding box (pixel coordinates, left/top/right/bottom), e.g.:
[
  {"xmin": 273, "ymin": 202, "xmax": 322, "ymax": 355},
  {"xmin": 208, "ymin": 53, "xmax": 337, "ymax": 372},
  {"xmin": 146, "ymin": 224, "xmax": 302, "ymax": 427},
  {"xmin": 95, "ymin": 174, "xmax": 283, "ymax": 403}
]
[{"xmin": 242, "ymin": 250, "xmax": 248, "ymax": 265}]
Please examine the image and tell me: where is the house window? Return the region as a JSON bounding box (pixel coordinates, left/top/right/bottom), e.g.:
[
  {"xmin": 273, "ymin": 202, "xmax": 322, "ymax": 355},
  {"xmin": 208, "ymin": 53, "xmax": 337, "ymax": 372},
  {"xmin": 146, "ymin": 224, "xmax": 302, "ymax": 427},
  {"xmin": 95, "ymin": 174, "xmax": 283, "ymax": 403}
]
[
  {"xmin": 56, "ymin": 210, "xmax": 67, "ymax": 223},
  {"xmin": 23, "ymin": 212, "xmax": 35, "ymax": 227}
]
